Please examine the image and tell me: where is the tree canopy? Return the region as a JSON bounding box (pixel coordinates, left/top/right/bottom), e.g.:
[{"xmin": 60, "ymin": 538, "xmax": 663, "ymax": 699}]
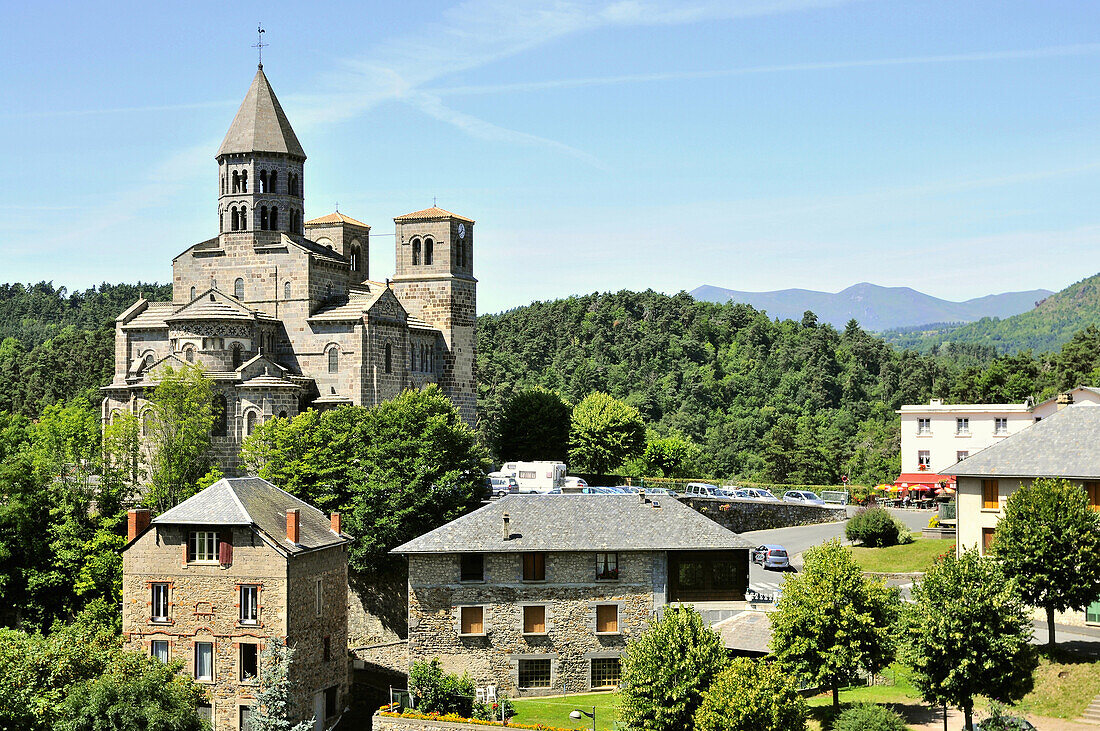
[
  {"xmin": 568, "ymin": 391, "xmax": 645, "ymax": 474},
  {"xmin": 770, "ymin": 541, "xmax": 900, "ymax": 711},
  {"xmin": 991, "ymin": 478, "xmax": 1100, "ymax": 645},
  {"xmin": 619, "ymin": 605, "xmax": 728, "ymax": 731},
  {"xmin": 693, "ymin": 657, "xmax": 807, "ymax": 731},
  {"xmin": 903, "ymin": 550, "xmax": 1037, "ymax": 731}
]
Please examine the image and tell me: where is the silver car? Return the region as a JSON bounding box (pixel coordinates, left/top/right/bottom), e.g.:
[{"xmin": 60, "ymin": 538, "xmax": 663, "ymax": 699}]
[
  {"xmin": 783, "ymin": 490, "xmax": 826, "ymax": 506},
  {"xmin": 752, "ymin": 544, "xmax": 790, "ymax": 570}
]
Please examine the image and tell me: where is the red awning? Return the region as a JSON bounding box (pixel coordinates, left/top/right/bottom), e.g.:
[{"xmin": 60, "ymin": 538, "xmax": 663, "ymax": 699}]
[{"xmin": 894, "ymin": 473, "xmax": 956, "ymax": 488}]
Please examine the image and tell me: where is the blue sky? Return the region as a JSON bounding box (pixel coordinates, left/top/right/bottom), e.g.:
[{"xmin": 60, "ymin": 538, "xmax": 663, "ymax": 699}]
[{"xmin": 2, "ymin": 0, "xmax": 1100, "ymax": 313}]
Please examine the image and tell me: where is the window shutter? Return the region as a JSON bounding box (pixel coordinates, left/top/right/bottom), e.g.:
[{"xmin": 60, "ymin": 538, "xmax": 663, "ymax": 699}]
[
  {"xmin": 219, "ymin": 532, "xmax": 233, "ymax": 567},
  {"xmin": 185, "ymin": 534, "xmax": 195, "ymax": 563}
]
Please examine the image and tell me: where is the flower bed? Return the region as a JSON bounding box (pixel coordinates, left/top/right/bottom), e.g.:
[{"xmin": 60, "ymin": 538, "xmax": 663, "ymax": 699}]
[{"xmin": 377, "ymin": 705, "xmax": 574, "ymax": 731}]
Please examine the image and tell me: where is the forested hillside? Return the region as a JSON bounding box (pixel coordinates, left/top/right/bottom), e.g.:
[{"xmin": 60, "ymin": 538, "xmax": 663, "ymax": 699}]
[
  {"xmin": 477, "ymin": 290, "xmax": 1100, "ymax": 483},
  {"xmin": 880, "ymin": 272, "xmax": 1100, "ymax": 354},
  {"xmin": 4, "ymin": 281, "xmax": 1100, "ymax": 485},
  {"xmin": 0, "ymin": 282, "xmax": 172, "ymax": 414}
]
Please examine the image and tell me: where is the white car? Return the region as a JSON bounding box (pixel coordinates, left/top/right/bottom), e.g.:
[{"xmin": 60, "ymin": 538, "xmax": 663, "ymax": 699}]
[
  {"xmin": 783, "ymin": 490, "xmax": 827, "ymax": 506},
  {"xmin": 683, "ymin": 482, "xmax": 724, "ymax": 498},
  {"xmin": 741, "ymin": 488, "xmax": 778, "ymax": 501},
  {"xmin": 563, "ymin": 476, "xmax": 588, "ymax": 489}
]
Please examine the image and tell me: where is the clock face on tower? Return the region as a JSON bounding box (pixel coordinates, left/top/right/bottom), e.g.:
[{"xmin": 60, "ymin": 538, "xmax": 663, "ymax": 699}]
[{"xmin": 458, "ymin": 223, "xmax": 466, "ymax": 239}]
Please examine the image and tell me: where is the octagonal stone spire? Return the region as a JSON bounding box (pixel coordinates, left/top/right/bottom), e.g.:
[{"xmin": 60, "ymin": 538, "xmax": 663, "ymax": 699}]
[{"xmin": 217, "ymin": 66, "xmax": 305, "ymax": 160}]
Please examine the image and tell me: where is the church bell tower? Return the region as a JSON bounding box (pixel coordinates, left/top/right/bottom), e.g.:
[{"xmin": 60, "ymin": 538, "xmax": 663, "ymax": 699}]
[
  {"xmin": 216, "ymin": 65, "xmax": 306, "ymax": 241},
  {"xmin": 391, "ymin": 206, "xmax": 477, "ymax": 425}
]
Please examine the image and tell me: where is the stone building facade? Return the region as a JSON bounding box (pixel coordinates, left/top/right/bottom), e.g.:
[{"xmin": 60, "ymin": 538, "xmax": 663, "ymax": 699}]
[
  {"xmin": 121, "ymin": 477, "xmax": 351, "ymax": 730},
  {"xmin": 101, "ymin": 64, "xmax": 477, "ymax": 473},
  {"xmin": 393, "ymin": 494, "xmax": 752, "ymax": 696}
]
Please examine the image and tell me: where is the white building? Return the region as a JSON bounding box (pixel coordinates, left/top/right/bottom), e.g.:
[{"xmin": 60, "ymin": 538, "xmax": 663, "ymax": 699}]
[{"xmin": 895, "ymin": 387, "xmax": 1100, "ymax": 487}]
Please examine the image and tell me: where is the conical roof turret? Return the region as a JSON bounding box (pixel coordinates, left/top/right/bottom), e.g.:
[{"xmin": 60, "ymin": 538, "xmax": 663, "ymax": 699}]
[{"xmin": 217, "ymin": 66, "xmax": 305, "ymax": 159}]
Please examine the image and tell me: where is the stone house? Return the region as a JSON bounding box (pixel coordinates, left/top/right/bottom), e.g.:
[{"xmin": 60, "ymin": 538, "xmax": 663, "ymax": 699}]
[
  {"xmin": 101, "ymin": 63, "xmax": 477, "ymax": 474},
  {"xmin": 122, "ymin": 477, "xmax": 351, "ymax": 730},
  {"xmin": 392, "ymin": 493, "xmax": 753, "ymax": 696},
  {"xmin": 942, "ymin": 402, "xmax": 1100, "ymax": 627}
]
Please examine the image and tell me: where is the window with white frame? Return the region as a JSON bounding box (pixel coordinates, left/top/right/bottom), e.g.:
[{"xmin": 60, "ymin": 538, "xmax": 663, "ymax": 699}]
[
  {"xmin": 956, "ymin": 417, "xmax": 970, "ymax": 435},
  {"xmin": 187, "ymin": 531, "xmax": 218, "ymax": 562},
  {"xmin": 918, "ymin": 450, "xmax": 931, "ymax": 468},
  {"xmin": 956, "ymin": 451, "xmax": 969, "ymax": 462},
  {"xmin": 240, "ymin": 585, "xmax": 259, "ymax": 624},
  {"xmin": 151, "ymin": 640, "xmax": 169, "ymax": 663},
  {"xmin": 194, "ymin": 641, "xmax": 214, "ymax": 682},
  {"xmin": 994, "ymin": 417, "xmax": 1008, "ymax": 435},
  {"xmin": 917, "ymin": 418, "xmax": 931, "ymax": 435},
  {"xmin": 151, "ymin": 583, "xmax": 170, "ymax": 622}
]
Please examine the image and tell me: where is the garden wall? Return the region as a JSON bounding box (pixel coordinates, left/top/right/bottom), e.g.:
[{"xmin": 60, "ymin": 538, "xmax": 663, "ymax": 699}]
[
  {"xmin": 679, "ymin": 496, "xmax": 847, "ymax": 532},
  {"xmin": 372, "ymin": 713, "xmax": 569, "ymax": 731}
]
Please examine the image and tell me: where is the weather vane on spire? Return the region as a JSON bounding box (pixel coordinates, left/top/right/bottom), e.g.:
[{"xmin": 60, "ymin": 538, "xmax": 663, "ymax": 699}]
[{"xmin": 253, "ymin": 23, "xmax": 267, "ymax": 68}]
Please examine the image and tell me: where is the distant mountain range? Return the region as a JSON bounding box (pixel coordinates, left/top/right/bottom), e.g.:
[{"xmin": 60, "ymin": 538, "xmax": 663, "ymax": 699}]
[
  {"xmin": 691, "ymin": 282, "xmax": 1053, "ymax": 332},
  {"xmin": 879, "ymin": 272, "xmax": 1100, "ymax": 354}
]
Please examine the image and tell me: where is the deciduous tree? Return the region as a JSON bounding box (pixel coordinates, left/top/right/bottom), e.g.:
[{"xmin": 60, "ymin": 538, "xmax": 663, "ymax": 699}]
[
  {"xmin": 495, "ymin": 387, "xmax": 571, "ymax": 462},
  {"xmin": 991, "ymin": 478, "xmax": 1100, "ymax": 646},
  {"xmin": 568, "ymin": 391, "xmax": 645, "ymax": 474},
  {"xmin": 770, "ymin": 541, "xmax": 900, "ymax": 712},
  {"xmin": 145, "ymin": 364, "xmax": 214, "ymax": 513},
  {"xmin": 619, "ymin": 605, "xmax": 728, "ymax": 731},
  {"xmin": 903, "ymin": 549, "xmax": 1037, "ymax": 731}
]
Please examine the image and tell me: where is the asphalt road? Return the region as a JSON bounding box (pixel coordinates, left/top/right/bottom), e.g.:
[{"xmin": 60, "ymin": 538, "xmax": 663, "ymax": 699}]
[{"xmin": 740, "ymin": 508, "xmax": 934, "ymax": 600}]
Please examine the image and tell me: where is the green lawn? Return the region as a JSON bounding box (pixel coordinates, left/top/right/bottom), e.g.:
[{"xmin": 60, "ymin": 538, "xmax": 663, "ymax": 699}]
[
  {"xmin": 850, "ymin": 537, "xmax": 954, "ymax": 573},
  {"xmin": 510, "ymin": 692, "xmax": 619, "ymax": 730},
  {"xmin": 1014, "ymin": 649, "xmax": 1100, "ymax": 719}
]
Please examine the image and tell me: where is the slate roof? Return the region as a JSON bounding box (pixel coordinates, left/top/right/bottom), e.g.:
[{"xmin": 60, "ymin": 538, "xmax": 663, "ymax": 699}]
[
  {"xmin": 308, "ymin": 288, "xmax": 385, "ymax": 322},
  {"xmin": 393, "ymin": 206, "xmax": 474, "ymax": 223},
  {"xmin": 217, "ymin": 67, "xmax": 305, "ymax": 159},
  {"xmin": 166, "ymin": 289, "xmax": 268, "ymax": 322},
  {"xmin": 306, "ymin": 211, "xmax": 370, "ymax": 228},
  {"xmin": 121, "ymin": 301, "xmax": 174, "ymax": 330},
  {"xmin": 713, "ymin": 611, "xmax": 773, "ymax": 654},
  {"xmin": 943, "ymin": 403, "xmax": 1100, "ymax": 479},
  {"xmin": 152, "ymin": 477, "xmax": 349, "ymax": 554},
  {"xmin": 392, "ymin": 494, "xmax": 753, "ymax": 554}
]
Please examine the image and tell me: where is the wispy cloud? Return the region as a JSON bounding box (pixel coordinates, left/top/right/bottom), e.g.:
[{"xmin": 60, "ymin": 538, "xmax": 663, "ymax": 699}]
[
  {"xmin": 0, "ymin": 99, "xmax": 237, "ymax": 120},
  {"xmin": 429, "ymin": 42, "xmax": 1100, "ymax": 96}
]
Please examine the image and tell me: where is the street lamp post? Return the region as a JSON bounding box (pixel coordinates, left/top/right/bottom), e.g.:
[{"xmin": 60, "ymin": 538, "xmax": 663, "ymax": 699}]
[{"xmin": 569, "ymin": 706, "xmax": 596, "ymax": 731}]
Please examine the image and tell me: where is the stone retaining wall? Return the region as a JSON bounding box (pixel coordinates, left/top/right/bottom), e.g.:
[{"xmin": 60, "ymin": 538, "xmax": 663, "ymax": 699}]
[{"xmin": 679, "ymin": 497, "xmax": 846, "ymax": 532}]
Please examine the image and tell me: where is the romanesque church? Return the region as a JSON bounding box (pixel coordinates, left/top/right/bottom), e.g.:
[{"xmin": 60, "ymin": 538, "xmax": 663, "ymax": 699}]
[{"xmin": 102, "ymin": 65, "xmax": 477, "ymax": 472}]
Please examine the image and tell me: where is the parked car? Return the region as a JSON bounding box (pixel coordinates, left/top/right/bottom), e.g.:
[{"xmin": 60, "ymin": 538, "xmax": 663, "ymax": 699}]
[
  {"xmin": 484, "ymin": 475, "xmax": 519, "ymax": 498},
  {"xmin": 751, "ymin": 544, "xmax": 790, "ymax": 570},
  {"xmin": 683, "ymin": 482, "xmax": 724, "ymax": 498},
  {"xmin": 644, "ymin": 487, "xmax": 679, "ymax": 498},
  {"xmin": 562, "ymin": 476, "xmax": 588, "ymax": 490},
  {"xmin": 719, "ymin": 488, "xmax": 752, "ymax": 499},
  {"xmin": 974, "ymin": 718, "xmax": 1036, "ymax": 731},
  {"xmin": 783, "ymin": 490, "xmax": 827, "ymax": 506},
  {"xmin": 741, "ymin": 488, "xmax": 779, "ymax": 501}
]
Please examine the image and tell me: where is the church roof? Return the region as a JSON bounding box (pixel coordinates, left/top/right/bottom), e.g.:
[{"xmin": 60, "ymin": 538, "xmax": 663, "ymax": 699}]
[
  {"xmin": 121, "ymin": 301, "xmax": 174, "ymax": 330},
  {"xmin": 307, "ymin": 286, "xmax": 387, "ymax": 323},
  {"xmin": 394, "ymin": 206, "xmax": 474, "ymax": 223},
  {"xmin": 306, "ymin": 211, "xmax": 370, "ymax": 228},
  {"xmin": 165, "ymin": 289, "xmax": 272, "ymax": 322},
  {"xmin": 217, "ymin": 66, "xmax": 306, "ymax": 159}
]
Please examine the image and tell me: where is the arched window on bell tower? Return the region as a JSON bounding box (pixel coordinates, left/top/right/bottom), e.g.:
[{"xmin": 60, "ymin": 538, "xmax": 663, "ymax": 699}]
[
  {"xmin": 270, "ymin": 207, "xmax": 279, "ymax": 230},
  {"xmin": 241, "ymin": 170, "xmax": 248, "ymax": 193},
  {"xmin": 232, "ymin": 170, "xmax": 240, "ymax": 194},
  {"xmin": 412, "ymin": 238, "xmax": 421, "ymax": 266},
  {"xmin": 424, "ymin": 238, "xmax": 434, "ymax": 266},
  {"xmin": 230, "ymin": 206, "xmax": 239, "ymax": 231},
  {"xmin": 241, "ymin": 206, "xmax": 248, "ymax": 230},
  {"xmin": 259, "ymin": 170, "xmax": 268, "ymax": 193},
  {"xmin": 260, "ymin": 206, "xmax": 269, "ymax": 230},
  {"xmin": 350, "ymin": 242, "xmax": 360, "ymax": 271},
  {"xmin": 270, "ymin": 170, "xmax": 278, "ymax": 193}
]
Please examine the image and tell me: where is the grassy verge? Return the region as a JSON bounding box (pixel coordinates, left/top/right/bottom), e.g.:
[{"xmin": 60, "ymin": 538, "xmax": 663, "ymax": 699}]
[
  {"xmin": 1012, "ymin": 649, "xmax": 1100, "ymax": 719},
  {"xmin": 850, "ymin": 538, "xmax": 954, "ymax": 573},
  {"xmin": 510, "ymin": 692, "xmax": 619, "ymax": 731}
]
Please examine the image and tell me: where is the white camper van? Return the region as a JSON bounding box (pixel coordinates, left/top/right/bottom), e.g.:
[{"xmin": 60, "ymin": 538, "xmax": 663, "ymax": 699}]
[{"xmin": 500, "ymin": 461, "xmax": 567, "ymax": 494}]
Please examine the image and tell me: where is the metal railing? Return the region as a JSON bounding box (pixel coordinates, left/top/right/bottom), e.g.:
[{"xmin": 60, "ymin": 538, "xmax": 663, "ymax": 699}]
[{"xmin": 938, "ymin": 499, "xmax": 956, "ymax": 522}]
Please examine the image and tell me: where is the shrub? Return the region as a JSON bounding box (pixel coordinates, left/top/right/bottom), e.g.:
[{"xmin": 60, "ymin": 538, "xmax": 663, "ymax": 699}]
[
  {"xmin": 693, "ymin": 658, "xmax": 807, "ymax": 731},
  {"xmin": 833, "ymin": 703, "xmax": 908, "ymax": 731},
  {"xmin": 409, "ymin": 659, "xmax": 475, "ymax": 717},
  {"xmin": 846, "ymin": 506, "xmax": 901, "ymax": 547},
  {"xmin": 895, "ymin": 523, "xmax": 915, "ymax": 545},
  {"xmin": 928, "ymin": 514, "xmax": 939, "ymax": 528}
]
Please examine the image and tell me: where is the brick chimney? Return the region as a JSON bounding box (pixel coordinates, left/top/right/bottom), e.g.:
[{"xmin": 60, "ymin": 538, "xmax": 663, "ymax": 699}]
[
  {"xmin": 330, "ymin": 512, "xmax": 341, "ymax": 534},
  {"xmin": 127, "ymin": 508, "xmax": 151, "ymax": 541},
  {"xmin": 286, "ymin": 509, "xmax": 300, "ymax": 543},
  {"xmin": 502, "ymin": 512, "xmax": 510, "ymax": 541},
  {"xmin": 1057, "ymin": 392, "xmax": 1074, "ymax": 411}
]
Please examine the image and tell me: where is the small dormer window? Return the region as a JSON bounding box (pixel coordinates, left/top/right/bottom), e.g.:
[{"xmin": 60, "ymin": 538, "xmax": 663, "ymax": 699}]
[{"xmin": 187, "ymin": 530, "xmax": 218, "ymax": 563}]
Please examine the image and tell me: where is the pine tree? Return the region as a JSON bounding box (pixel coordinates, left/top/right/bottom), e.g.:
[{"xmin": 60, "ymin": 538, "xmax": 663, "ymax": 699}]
[{"xmin": 247, "ymin": 637, "xmax": 315, "ymax": 731}]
